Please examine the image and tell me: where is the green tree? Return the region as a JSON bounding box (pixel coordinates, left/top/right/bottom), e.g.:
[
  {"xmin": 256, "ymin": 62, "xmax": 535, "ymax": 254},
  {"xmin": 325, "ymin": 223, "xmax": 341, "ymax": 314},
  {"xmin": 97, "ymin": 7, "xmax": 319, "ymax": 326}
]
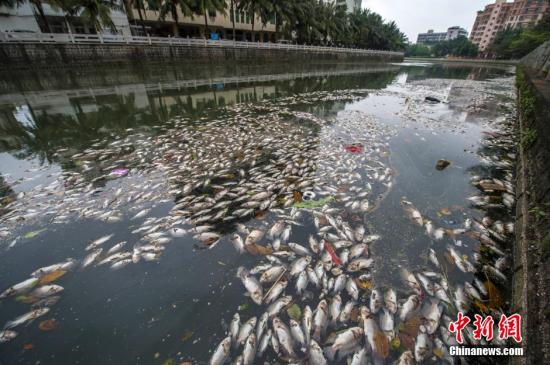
[
  {"xmin": 405, "ymin": 43, "xmax": 432, "ymax": 57},
  {"xmin": 125, "ymin": 0, "xmax": 148, "ymax": 35},
  {"xmin": 29, "ymin": 0, "xmax": 53, "ymax": 33},
  {"xmin": 268, "ymin": 0, "xmax": 300, "ymax": 40},
  {"xmin": 237, "ymin": 0, "xmax": 271, "ymax": 42},
  {"xmin": 158, "ymin": 0, "xmax": 194, "ymax": 36},
  {"xmin": 195, "ymin": 0, "xmax": 227, "ymax": 38},
  {"xmin": 488, "ymin": 13, "xmax": 550, "ymax": 59},
  {"xmin": 432, "ymin": 36, "xmax": 478, "ymax": 58},
  {"xmin": 75, "ymin": 0, "xmax": 122, "ymax": 33},
  {"xmin": 49, "ymin": 0, "xmax": 79, "ymax": 33}
]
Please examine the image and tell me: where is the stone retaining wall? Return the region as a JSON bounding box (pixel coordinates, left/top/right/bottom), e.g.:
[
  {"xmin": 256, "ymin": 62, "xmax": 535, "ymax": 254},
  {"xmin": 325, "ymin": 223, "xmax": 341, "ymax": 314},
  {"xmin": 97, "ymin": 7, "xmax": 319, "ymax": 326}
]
[
  {"xmin": 513, "ymin": 40, "xmax": 550, "ymax": 365},
  {"xmin": 0, "ymin": 43, "xmax": 403, "ymax": 68}
]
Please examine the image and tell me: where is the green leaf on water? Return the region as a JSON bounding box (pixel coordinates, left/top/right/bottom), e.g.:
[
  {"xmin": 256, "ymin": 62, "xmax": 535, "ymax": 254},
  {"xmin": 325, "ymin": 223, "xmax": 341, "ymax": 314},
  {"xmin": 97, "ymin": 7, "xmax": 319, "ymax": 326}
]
[
  {"xmin": 161, "ymin": 358, "xmax": 174, "ymax": 365},
  {"xmin": 181, "ymin": 330, "xmax": 194, "ymax": 342},
  {"xmin": 286, "ymin": 304, "xmax": 302, "ymax": 321},
  {"xmin": 238, "ymin": 303, "xmax": 249, "ymax": 311},
  {"xmin": 23, "ymin": 229, "xmax": 46, "ymax": 239},
  {"xmin": 293, "ymin": 196, "xmax": 334, "ymax": 209}
]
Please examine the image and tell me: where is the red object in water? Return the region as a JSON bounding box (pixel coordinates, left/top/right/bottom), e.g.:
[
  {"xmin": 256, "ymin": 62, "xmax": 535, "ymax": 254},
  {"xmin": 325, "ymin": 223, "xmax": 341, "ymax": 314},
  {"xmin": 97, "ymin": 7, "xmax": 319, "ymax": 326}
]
[
  {"xmin": 344, "ymin": 144, "xmax": 364, "ymax": 153},
  {"xmin": 324, "ymin": 240, "xmax": 343, "ymax": 266}
]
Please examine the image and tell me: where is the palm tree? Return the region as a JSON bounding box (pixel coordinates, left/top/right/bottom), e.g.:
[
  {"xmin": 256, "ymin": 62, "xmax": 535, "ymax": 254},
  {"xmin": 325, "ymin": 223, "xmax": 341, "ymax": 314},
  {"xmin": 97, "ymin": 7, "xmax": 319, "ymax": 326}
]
[
  {"xmin": 229, "ymin": 0, "xmax": 235, "ymax": 40},
  {"xmin": 158, "ymin": 0, "xmax": 194, "ymax": 36},
  {"xmin": 269, "ymin": 0, "xmax": 298, "ymax": 40},
  {"xmin": 195, "ymin": 0, "xmax": 226, "ymax": 38},
  {"xmin": 125, "ymin": 0, "xmax": 148, "ymax": 35},
  {"xmin": 28, "ymin": 0, "xmax": 53, "ymax": 33},
  {"xmin": 76, "ymin": 0, "xmax": 121, "ymax": 33},
  {"xmin": 49, "ymin": 0, "xmax": 78, "ymax": 34},
  {"xmin": 237, "ymin": 0, "xmax": 270, "ymax": 42}
]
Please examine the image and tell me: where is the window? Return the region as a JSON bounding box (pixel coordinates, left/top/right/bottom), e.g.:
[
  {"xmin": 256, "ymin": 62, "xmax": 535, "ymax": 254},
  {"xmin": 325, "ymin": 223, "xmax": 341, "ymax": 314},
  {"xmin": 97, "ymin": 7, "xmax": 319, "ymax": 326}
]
[{"xmin": 209, "ymin": 9, "xmax": 216, "ymax": 17}]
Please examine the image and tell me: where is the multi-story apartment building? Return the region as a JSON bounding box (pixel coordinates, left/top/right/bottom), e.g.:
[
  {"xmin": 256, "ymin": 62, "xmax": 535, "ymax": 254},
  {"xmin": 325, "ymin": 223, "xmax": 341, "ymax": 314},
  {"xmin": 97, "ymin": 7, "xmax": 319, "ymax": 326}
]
[
  {"xmin": 334, "ymin": 0, "xmax": 362, "ymax": 13},
  {"xmin": 417, "ymin": 26, "xmax": 468, "ymax": 44},
  {"xmin": 0, "ymin": 0, "xmax": 131, "ymax": 35},
  {"xmin": 125, "ymin": 0, "xmax": 276, "ymax": 41},
  {"xmin": 470, "ymin": 0, "xmax": 549, "ymax": 52},
  {"xmin": 0, "ymin": 0, "xmax": 276, "ymax": 41}
]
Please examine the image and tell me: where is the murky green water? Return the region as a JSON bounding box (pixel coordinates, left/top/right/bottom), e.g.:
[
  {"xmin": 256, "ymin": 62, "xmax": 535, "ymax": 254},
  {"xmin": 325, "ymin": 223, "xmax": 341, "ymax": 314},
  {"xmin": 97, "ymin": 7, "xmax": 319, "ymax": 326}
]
[{"xmin": 0, "ymin": 61, "xmax": 517, "ymax": 364}]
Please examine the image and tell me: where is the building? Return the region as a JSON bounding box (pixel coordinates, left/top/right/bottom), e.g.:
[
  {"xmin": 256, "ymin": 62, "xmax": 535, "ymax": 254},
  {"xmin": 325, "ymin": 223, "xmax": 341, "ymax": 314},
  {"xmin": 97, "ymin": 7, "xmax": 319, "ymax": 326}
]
[
  {"xmin": 0, "ymin": 0, "xmax": 131, "ymax": 35},
  {"xmin": 0, "ymin": 0, "xmax": 276, "ymax": 41},
  {"xmin": 446, "ymin": 26, "xmax": 469, "ymax": 40},
  {"xmin": 124, "ymin": 0, "xmax": 276, "ymax": 41},
  {"xmin": 334, "ymin": 0, "xmax": 362, "ymax": 13},
  {"xmin": 417, "ymin": 26, "xmax": 468, "ymax": 44},
  {"xmin": 470, "ymin": 0, "xmax": 549, "ymax": 52}
]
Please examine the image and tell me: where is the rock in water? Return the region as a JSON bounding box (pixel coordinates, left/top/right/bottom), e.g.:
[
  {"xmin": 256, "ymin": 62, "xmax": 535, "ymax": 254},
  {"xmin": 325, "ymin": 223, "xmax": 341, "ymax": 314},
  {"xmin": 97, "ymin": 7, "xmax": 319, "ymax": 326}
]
[
  {"xmin": 435, "ymin": 159, "xmax": 450, "ymax": 171},
  {"xmin": 425, "ymin": 96, "xmax": 441, "ymax": 103}
]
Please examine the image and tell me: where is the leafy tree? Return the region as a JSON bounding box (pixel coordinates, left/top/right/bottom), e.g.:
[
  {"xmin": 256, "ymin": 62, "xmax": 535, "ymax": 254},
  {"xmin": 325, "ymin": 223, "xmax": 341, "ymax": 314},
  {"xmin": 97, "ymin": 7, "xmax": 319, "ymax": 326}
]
[
  {"xmin": 195, "ymin": 0, "xmax": 227, "ymax": 37},
  {"xmin": 405, "ymin": 43, "xmax": 432, "ymax": 57},
  {"xmin": 488, "ymin": 13, "xmax": 550, "ymax": 59},
  {"xmin": 49, "ymin": 0, "xmax": 79, "ymax": 33},
  {"xmin": 71, "ymin": 0, "xmax": 122, "ymax": 33},
  {"xmin": 237, "ymin": 0, "xmax": 271, "ymax": 41},
  {"xmin": 158, "ymin": 0, "xmax": 194, "ymax": 36},
  {"xmin": 125, "ymin": 0, "xmax": 148, "ymax": 35},
  {"xmin": 432, "ymin": 36, "xmax": 478, "ymax": 58}
]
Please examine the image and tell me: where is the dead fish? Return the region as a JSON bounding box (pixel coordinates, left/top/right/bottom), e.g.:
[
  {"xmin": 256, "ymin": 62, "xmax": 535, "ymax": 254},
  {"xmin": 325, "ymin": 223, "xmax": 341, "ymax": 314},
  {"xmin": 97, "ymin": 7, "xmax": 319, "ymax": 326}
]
[
  {"xmin": 401, "ymin": 268, "xmax": 421, "ymax": 295},
  {"xmin": 4, "ymin": 307, "xmax": 49, "ymax": 329},
  {"xmin": 29, "ymin": 284, "xmax": 64, "ymax": 298},
  {"xmin": 260, "ymin": 266, "xmax": 286, "ymax": 284},
  {"xmin": 328, "ymin": 327, "xmax": 364, "ymax": 360},
  {"xmin": 242, "ymin": 333, "xmax": 256, "ymax": 365},
  {"xmin": 265, "ymin": 277, "xmax": 288, "ymax": 303},
  {"xmin": 230, "ymin": 313, "xmax": 240, "ymax": 346},
  {"xmin": 237, "ymin": 267, "xmax": 263, "ymax": 305},
  {"xmin": 209, "ymin": 337, "xmax": 231, "ymax": 365},
  {"xmin": 369, "ymin": 289, "xmax": 383, "ymax": 314},
  {"xmin": 82, "ymin": 248, "xmax": 103, "ymax": 268},
  {"xmin": 237, "ymin": 317, "xmax": 257, "ymax": 346},
  {"xmin": 400, "ymin": 294, "xmax": 420, "ymax": 321},
  {"xmin": 347, "ymin": 257, "xmax": 373, "ymax": 272},
  {"xmin": 384, "ymin": 288, "xmax": 397, "ymax": 314},
  {"xmin": 289, "ymin": 319, "xmax": 306, "ymax": 350},
  {"xmin": 231, "ymin": 234, "xmax": 245, "ymax": 254},
  {"xmin": 0, "ymin": 330, "xmax": 17, "ymax": 343},
  {"xmin": 309, "ymin": 340, "xmax": 327, "ymax": 365},
  {"xmin": 273, "ymin": 317, "xmax": 295, "ymax": 357},
  {"xmin": 86, "ymin": 234, "xmax": 114, "ymax": 251},
  {"xmin": 415, "ymin": 332, "xmax": 432, "ymax": 362},
  {"xmin": 312, "ymin": 300, "xmax": 328, "ymax": 342},
  {"xmin": 31, "ymin": 259, "xmax": 77, "ymax": 278},
  {"xmin": 0, "ymin": 277, "xmax": 39, "ymax": 298}
]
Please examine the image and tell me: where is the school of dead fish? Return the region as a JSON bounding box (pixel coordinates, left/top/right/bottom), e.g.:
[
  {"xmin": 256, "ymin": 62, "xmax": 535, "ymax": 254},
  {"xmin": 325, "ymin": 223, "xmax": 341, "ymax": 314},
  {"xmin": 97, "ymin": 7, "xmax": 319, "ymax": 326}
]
[{"xmin": 0, "ymin": 76, "xmax": 519, "ymax": 364}]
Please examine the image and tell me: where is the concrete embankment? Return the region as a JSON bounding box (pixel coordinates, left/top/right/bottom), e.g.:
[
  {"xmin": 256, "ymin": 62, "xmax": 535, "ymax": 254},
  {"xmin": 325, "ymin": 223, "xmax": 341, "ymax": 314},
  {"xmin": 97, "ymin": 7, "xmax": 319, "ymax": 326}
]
[
  {"xmin": 513, "ymin": 40, "xmax": 550, "ymax": 365},
  {"xmin": 0, "ymin": 42, "xmax": 403, "ymax": 68}
]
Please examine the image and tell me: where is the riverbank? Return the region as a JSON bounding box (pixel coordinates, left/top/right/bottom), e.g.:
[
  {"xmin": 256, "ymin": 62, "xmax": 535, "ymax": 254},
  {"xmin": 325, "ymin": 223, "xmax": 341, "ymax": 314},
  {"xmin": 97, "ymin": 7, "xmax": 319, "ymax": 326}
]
[
  {"xmin": 0, "ymin": 33, "xmax": 403, "ymax": 68},
  {"xmin": 405, "ymin": 56, "xmax": 518, "ymax": 66},
  {"xmin": 513, "ymin": 40, "xmax": 550, "ymax": 365}
]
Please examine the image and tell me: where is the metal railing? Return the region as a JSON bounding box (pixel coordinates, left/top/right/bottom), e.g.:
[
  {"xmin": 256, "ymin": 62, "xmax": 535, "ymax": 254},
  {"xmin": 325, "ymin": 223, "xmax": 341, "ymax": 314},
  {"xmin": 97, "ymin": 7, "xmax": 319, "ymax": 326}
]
[{"xmin": 0, "ymin": 31, "xmax": 404, "ymax": 57}]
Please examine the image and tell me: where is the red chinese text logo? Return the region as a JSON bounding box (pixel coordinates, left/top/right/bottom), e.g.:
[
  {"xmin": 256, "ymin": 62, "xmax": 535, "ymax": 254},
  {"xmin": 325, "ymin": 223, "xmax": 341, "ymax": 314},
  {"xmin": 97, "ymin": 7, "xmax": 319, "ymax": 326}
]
[{"xmin": 449, "ymin": 312, "xmax": 522, "ymax": 344}]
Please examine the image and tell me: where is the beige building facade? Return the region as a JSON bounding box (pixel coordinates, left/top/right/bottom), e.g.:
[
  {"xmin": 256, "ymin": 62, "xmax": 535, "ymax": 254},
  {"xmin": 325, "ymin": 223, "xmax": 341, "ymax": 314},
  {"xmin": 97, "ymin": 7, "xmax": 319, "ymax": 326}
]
[
  {"xmin": 125, "ymin": 0, "xmax": 276, "ymax": 41},
  {"xmin": 470, "ymin": 0, "xmax": 549, "ymax": 52}
]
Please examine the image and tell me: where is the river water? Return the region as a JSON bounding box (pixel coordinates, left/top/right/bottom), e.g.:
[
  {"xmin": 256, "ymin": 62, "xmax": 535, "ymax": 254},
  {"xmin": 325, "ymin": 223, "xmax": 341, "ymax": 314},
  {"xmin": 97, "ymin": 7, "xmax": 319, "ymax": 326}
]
[{"xmin": 0, "ymin": 61, "xmax": 517, "ymax": 364}]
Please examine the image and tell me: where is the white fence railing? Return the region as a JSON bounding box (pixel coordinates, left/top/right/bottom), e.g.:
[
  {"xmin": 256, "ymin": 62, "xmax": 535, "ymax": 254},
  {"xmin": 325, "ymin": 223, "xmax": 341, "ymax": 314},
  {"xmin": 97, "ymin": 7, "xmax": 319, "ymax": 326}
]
[{"xmin": 0, "ymin": 32, "xmax": 404, "ymax": 57}]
